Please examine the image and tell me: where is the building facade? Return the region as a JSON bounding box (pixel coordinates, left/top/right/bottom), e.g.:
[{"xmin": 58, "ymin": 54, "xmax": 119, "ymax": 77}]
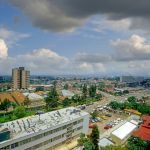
[
  {"xmin": 0, "ymin": 107, "xmax": 89, "ymax": 150},
  {"xmin": 12, "ymin": 67, "xmax": 30, "ymax": 90}
]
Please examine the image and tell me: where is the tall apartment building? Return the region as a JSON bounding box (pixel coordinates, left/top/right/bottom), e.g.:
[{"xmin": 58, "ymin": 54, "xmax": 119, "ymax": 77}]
[
  {"xmin": 0, "ymin": 107, "xmax": 89, "ymax": 150},
  {"xmin": 12, "ymin": 67, "xmax": 30, "ymax": 90}
]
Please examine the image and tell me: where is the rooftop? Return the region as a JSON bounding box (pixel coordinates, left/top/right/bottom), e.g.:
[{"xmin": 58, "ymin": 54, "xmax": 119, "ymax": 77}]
[
  {"xmin": 0, "ymin": 107, "xmax": 88, "ymax": 144},
  {"xmin": 111, "ymin": 122, "xmax": 137, "ymax": 140},
  {"xmin": 132, "ymin": 115, "xmax": 150, "ymax": 141}
]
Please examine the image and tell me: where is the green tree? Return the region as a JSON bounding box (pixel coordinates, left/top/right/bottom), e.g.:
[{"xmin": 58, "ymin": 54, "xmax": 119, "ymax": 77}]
[
  {"xmin": 62, "ymin": 97, "xmax": 70, "ymax": 107},
  {"xmin": 83, "ymin": 139, "xmax": 95, "ymax": 150},
  {"xmin": 78, "ymin": 133, "xmax": 94, "ymax": 150},
  {"xmin": 128, "ymin": 137, "xmax": 150, "ymax": 150},
  {"xmin": 0, "ymin": 99, "xmax": 11, "ymax": 111},
  {"xmin": 78, "ymin": 133, "xmax": 87, "ymax": 146},
  {"xmin": 128, "ymin": 96, "xmax": 136, "ymax": 103},
  {"xmin": 91, "ymin": 111, "xmax": 98, "ymax": 119},
  {"xmin": 14, "ymin": 106, "xmax": 26, "ymax": 118},
  {"xmin": 82, "ymin": 84, "xmax": 88, "ymax": 99},
  {"xmin": 109, "ymin": 101, "xmax": 119, "ymax": 110},
  {"xmin": 45, "ymin": 86, "xmax": 59, "ymax": 110},
  {"xmin": 35, "ymin": 86, "xmax": 44, "ymax": 91},
  {"xmin": 23, "ymin": 96, "xmax": 31, "ymax": 108},
  {"xmin": 64, "ymin": 84, "xmax": 69, "ymax": 90},
  {"xmin": 90, "ymin": 125, "xmax": 99, "ymax": 150},
  {"xmin": 89, "ymin": 84, "xmax": 96, "ymax": 98}
]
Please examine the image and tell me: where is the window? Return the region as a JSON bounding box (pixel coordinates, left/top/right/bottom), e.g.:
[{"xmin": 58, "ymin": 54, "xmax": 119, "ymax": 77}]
[{"xmin": 11, "ymin": 142, "xmax": 19, "ymax": 149}]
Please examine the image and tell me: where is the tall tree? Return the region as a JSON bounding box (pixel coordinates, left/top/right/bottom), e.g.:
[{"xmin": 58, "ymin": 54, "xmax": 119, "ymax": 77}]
[
  {"xmin": 90, "ymin": 125, "xmax": 100, "ymax": 150},
  {"xmin": 82, "ymin": 84, "xmax": 88, "ymax": 99},
  {"xmin": 0, "ymin": 99, "xmax": 11, "ymax": 112},
  {"xmin": 45, "ymin": 86, "xmax": 59, "ymax": 110},
  {"xmin": 23, "ymin": 96, "xmax": 31, "ymax": 108},
  {"xmin": 64, "ymin": 83, "xmax": 69, "ymax": 90},
  {"xmin": 89, "ymin": 84, "xmax": 96, "ymax": 98},
  {"xmin": 14, "ymin": 106, "xmax": 26, "ymax": 119}
]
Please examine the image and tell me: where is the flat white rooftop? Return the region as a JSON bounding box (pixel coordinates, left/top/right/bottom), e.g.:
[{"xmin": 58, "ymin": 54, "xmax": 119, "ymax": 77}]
[
  {"xmin": 111, "ymin": 122, "xmax": 137, "ymax": 140},
  {"xmin": 0, "ymin": 107, "xmax": 88, "ymax": 144}
]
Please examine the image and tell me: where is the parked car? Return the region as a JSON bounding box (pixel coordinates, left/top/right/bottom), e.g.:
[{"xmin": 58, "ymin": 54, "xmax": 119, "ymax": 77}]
[
  {"xmin": 89, "ymin": 124, "xmax": 95, "ymax": 128},
  {"xmin": 104, "ymin": 124, "xmax": 112, "ymax": 129},
  {"xmin": 105, "ymin": 114, "xmax": 112, "ymax": 117},
  {"xmin": 101, "ymin": 116, "xmax": 107, "ymax": 120}
]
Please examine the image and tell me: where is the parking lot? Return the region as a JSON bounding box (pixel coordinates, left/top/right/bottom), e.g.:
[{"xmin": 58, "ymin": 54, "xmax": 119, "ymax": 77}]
[{"xmin": 88, "ymin": 104, "xmax": 129, "ymax": 135}]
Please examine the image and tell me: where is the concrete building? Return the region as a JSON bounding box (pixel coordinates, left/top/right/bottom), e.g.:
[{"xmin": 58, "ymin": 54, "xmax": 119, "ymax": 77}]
[
  {"xmin": 0, "ymin": 107, "xmax": 89, "ymax": 150},
  {"xmin": 12, "ymin": 67, "xmax": 30, "ymax": 90},
  {"xmin": 111, "ymin": 122, "xmax": 137, "ymax": 145}
]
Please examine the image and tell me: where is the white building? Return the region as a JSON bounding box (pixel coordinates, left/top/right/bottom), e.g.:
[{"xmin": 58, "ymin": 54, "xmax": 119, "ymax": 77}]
[
  {"xmin": 0, "ymin": 107, "xmax": 89, "ymax": 150},
  {"xmin": 111, "ymin": 122, "xmax": 137, "ymax": 145}
]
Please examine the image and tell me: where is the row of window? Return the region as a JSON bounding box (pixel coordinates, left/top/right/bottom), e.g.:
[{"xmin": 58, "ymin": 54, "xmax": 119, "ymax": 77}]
[
  {"xmin": 0, "ymin": 119, "xmax": 83, "ymax": 150},
  {"xmin": 25, "ymin": 126, "xmax": 83, "ymax": 150}
]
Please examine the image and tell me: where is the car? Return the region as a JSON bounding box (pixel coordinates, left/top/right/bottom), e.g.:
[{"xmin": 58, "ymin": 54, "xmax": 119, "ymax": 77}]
[
  {"xmin": 101, "ymin": 116, "xmax": 107, "ymax": 120},
  {"xmin": 89, "ymin": 124, "xmax": 95, "ymax": 128},
  {"xmin": 104, "ymin": 124, "xmax": 112, "ymax": 129},
  {"xmin": 105, "ymin": 114, "xmax": 112, "ymax": 117},
  {"xmin": 80, "ymin": 105, "xmax": 86, "ymax": 110},
  {"xmin": 91, "ymin": 119, "xmax": 95, "ymax": 123}
]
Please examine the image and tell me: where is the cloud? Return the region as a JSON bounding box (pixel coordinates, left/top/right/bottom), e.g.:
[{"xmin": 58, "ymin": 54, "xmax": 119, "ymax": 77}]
[
  {"xmin": 91, "ymin": 18, "xmax": 131, "ymax": 33},
  {"xmin": 112, "ymin": 35, "xmax": 150, "ymax": 61},
  {"xmin": 10, "ymin": 0, "xmax": 150, "ymax": 32},
  {"xmin": 0, "ymin": 39, "xmax": 8, "ymax": 58},
  {"xmin": 76, "ymin": 53, "xmax": 112, "ymax": 63},
  {"xmin": 0, "ymin": 27, "xmax": 30, "ymax": 46}
]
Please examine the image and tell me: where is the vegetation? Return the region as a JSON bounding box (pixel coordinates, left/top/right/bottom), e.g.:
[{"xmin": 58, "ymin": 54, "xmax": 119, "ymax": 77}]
[
  {"xmin": 14, "ymin": 106, "xmax": 26, "ymax": 119},
  {"xmin": 64, "ymin": 83, "xmax": 69, "ymax": 90},
  {"xmin": 90, "ymin": 125, "xmax": 100, "ymax": 150},
  {"xmin": 127, "ymin": 137, "xmax": 150, "ymax": 150},
  {"xmin": 78, "ymin": 125, "xmax": 99, "ymax": 150},
  {"xmin": 45, "ymin": 84, "xmax": 59, "ymax": 111},
  {"xmin": 35, "ymin": 86, "xmax": 44, "ymax": 91},
  {"xmin": 23, "ymin": 97, "xmax": 31, "ymax": 108},
  {"xmin": 109, "ymin": 96, "xmax": 150, "ymax": 115},
  {"xmin": 0, "ymin": 99, "xmax": 11, "ymax": 111}
]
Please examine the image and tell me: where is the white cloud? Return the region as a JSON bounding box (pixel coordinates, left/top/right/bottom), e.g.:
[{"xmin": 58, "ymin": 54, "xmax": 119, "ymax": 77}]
[
  {"xmin": 0, "ymin": 27, "xmax": 30, "ymax": 46},
  {"xmin": 112, "ymin": 34, "xmax": 150, "ymax": 61},
  {"xmin": 92, "ymin": 18, "xmax": 131, "ymax": 33},
  {"xmin": 0, "ymin": 39, "xmax": 8, "ymax": 58}
]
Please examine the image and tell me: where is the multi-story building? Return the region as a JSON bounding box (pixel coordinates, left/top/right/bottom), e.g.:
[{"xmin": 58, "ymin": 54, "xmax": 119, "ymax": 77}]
[
  {"xmin": 0, "ymin": 107, "xmax": 89, "ymax": 150},
  {"xmin": 12, "ymin": 67, "xmax": 30, "ymax": 90}
]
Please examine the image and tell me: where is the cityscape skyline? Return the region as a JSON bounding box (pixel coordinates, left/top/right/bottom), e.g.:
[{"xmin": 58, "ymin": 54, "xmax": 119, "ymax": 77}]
[{"xmin": 0, "ymin": 1, "xmax": 150, "ymax": 76}]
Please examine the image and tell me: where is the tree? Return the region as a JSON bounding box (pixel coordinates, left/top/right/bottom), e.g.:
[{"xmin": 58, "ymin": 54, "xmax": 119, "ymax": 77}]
[
  {"xmin": 35, "ymin": 86, "xmax": 44, "ymax": 91},
  {"xmin": 128, "ymin": 96, "xmax": 136, "ymax": 103},
  {"xmin": 14, "ymin": 106, "xmax": 26, "ymax": 118},
  {"xmin": 83, "ymin": 139, "xmax": 95, "ymax": 150},
  {"xmin": 90, "ymin": 125, "xmax": 99, "ymax": 150},
  {"xmin": 109, "ymin": 101, "xmax": 119, "ymax": 110},
  {"xmin": 89, "ymin": 84, "xmax": 97, "ymax": 99},
  {"xmin": 78, "ymin": 133, "xmax": 87, "ymax": 146},
  {"xmin": 128, "ymin": 137, "xmax": 150, "ymax": 150},
  {"xmin": 78, "ymin": 133, "xmax": 94, "ymax": 150},
  {"xmin": 64, "ymin": 84, "xmax": 69, "ymax": 90},
  {"xmin": 0, "ymin": 99, "xmax": 11, "ymax": 111},
  {"xmin": 82, "ymin": 84, "xmax": 88, "ymax": 99},
  {"xmin": 62, "ymin": 97, "xmax": 70, "ymax": 107},
  {"xmin": 23, "ymin": 96, "xmax": 31, "ymax": 108},
  {"xmin": 91, "ymin": 111, "xmax": 98, "ymax": 119},
  {"xmin": 45, "ymin": 86, "xmax": 59, "ymax": 110}
]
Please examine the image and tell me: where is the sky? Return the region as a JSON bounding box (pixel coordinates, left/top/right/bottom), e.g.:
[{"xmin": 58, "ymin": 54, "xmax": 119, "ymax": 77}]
[{"xmin": 0, "ymin": 0, "xmax": 150, "ymax": 76}]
